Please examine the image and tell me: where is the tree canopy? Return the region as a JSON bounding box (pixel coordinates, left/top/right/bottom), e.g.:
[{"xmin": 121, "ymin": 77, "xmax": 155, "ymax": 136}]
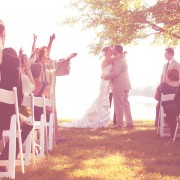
[{"xmin": 61, "ymin": 0, "xmax": 180, "ymax": 54}]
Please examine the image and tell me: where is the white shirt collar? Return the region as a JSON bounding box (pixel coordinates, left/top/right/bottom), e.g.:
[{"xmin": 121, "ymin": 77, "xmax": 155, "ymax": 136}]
[{"xmin": 168, "ymin": 58, "xmax": 174, "ymax": 64}]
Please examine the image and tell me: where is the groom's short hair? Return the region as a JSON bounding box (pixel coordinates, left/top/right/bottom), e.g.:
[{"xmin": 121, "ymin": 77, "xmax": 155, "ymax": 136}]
[
  {"xmin": 165, "ymin": 47, "xmax": 174, "ymax": 56},
  {"xmin": 114, "ymin": 45, "xmax": 123, "ymax": 54},
  {"xmin": 101, "ymin": 46, "xmax": 111, "ymax": 53}
]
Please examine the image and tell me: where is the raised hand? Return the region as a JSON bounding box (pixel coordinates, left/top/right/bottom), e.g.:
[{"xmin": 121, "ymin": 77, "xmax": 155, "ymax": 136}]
[
  {"xmin": 70, "ymin": 52, "xmax": 78, "ymax": 59},
  {"xmin": 19, "ymin": 47, "xmax": 23, "ymax": 56},
  {"xmin": 33, "ymin": 33, "xmax": 37, "ymax": 41},
  {"xmin": 50, "ymin": 34, "xmax": 55, "ymax": 42}
]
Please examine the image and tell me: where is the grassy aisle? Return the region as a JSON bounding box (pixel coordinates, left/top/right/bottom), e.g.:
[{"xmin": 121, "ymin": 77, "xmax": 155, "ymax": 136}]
[{"xmin": 13, "ymin": 121, "xmax": 180, "ymax": 180}]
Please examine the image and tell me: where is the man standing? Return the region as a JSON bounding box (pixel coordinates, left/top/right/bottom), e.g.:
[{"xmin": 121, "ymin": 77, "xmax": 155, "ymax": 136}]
[
  {"xmin": 103, "ymin": 45, "xmax": 134, "ymax": 128},
  {"xmin": 155, "ymin": 47, "xmax": 180, "ymax": 127},
  {"xmin": 161, "ymin": 47, "xmax": 180, "ymax": 82}
]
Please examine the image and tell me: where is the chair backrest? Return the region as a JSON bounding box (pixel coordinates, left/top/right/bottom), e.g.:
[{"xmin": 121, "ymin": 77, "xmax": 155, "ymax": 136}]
[
  {"xmin": 0, "ymin": 87, "xmax": 18, "ymax": 110},
  {"xmin": 0, "ymin": 87, "xmax": 20, "ymax": 136},
  {"xmin": 159, "ymin": 93, "xmax": 175, "ymax": 137},
  {"xmin": 45, "ymin": 97, "xmax": 54, "ymax": 119},
  {"xmin": 160, "ymin": 93, "xmax": 175, "ymax": 117},
  {"xmin": 0, "ymin": 87, "xmax": 19, "ymax": 134},
  {"xmin": 160, "ymin": 93, "xmax": 175, "ymax": 114},
  {"xmin": 45, "ymin": 98, "xmax": 53, "ymax": 108},
  {"xmin": 22, "ymin": 94, "xmax": 33, "ymax": 108},
  {"xmin": 45, "ymin": 97, "xmax": 55, "ymax": 114},
  {"xmin": 33, "ymin": 95, "xmax": 46, "ymax": 122},
  {"xmin": 45, "ymin": 97, "xmax": 55, "ymax": 150},
  {"xmin": 0, "ymin": 87, "xmax": 24, "ymax": 178},
  {"xmin": 34, "ymin": 95, "xmax": 46, "ymax": 112},
  {"xmin": 21, "ymin": 94, "xmax": 35, "ymax": 164},
  {"xmin": 161, "ymin": 93, "xmax": 175, "ymax": 102}
]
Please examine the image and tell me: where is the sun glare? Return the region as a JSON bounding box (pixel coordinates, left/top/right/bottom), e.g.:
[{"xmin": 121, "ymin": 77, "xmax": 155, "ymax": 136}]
[
  {"xmin": 1, "ymin": 0, "xmax": 180, "ymax": 120},
  {"xmin": 143, "ymin": 0, "xmax": 157, "ymax": 6}
]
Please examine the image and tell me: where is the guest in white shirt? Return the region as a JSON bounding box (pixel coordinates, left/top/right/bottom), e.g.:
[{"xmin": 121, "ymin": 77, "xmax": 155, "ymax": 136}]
[{"xmin": 19, "ymin": 53, "xmax": 35, "ymax": 96}]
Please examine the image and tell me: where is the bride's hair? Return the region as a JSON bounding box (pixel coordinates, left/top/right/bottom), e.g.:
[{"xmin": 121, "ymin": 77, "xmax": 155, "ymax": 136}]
[{"xmin": 101, "ymin": 46, "xmax": 111, "ymax": 56}]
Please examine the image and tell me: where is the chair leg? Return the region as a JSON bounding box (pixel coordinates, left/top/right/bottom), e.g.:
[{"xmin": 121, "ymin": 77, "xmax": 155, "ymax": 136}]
[
  {"xmin": 48, "ymin": 115, "xmax": 54, "ymax": 151},
  {"xmin": 23, "ymin": 131, "xmax": 32, "ymax": 166},
  {"xmin": 52, "ymin": 115, "xmax": 56, "ymax": 149},
  {"xmin": 45, "ymin": 124, "xmax": 48, "ymax": 155},
  {"xmin": 39, "ymin": 126, "xmax": 45, "ymax": 157},
  {"xmin": 31, "ymin": 128, "xmax": 36, "ymax": 164},
  {"xmin": 17, "ymin": 130, "xmax": 25, "ymax": 174},
  {"xmin": 173, "ymin": 123, "xmax": 179, "ymax": 142},
  {"xmin": 160, "ymin": 115, "xmax": 164, "ymax": 137},
  {"xmin": 8, "ymin": 120, "xmax": 16, "ymax": 179}
]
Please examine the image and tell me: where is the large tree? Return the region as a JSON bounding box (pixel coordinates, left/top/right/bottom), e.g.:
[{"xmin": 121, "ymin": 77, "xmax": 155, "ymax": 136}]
[{"xmin": 61, "ymin": 0, "xmax": 180, "ymax": 54}]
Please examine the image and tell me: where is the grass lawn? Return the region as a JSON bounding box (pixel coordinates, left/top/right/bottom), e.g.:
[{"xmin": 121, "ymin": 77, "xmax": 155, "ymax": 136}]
[{"xmin": 11, "ymin": 121, "xmax": 180, "ymax": 179}]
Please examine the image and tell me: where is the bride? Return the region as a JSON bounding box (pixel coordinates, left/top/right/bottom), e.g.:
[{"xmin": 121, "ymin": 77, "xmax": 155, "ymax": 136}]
[{"xmin": 60, "ymin": 46, "xmax": 115, "ymax": 128}]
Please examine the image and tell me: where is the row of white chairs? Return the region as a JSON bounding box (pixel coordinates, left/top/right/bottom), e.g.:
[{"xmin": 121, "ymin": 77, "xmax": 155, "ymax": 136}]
[
  {"xmin": 157, "ymin": 93, "xmax": 180, "ymax": 141},
  {"xmin": 0, "ymin": 87, "xmax": 56, "ymax": 179}
]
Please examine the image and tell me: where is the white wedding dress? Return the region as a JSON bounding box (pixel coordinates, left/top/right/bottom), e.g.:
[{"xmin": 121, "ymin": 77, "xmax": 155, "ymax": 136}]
[{"xmin": 60, "ymin": 63, "xmax": 112, "ymax": 128}]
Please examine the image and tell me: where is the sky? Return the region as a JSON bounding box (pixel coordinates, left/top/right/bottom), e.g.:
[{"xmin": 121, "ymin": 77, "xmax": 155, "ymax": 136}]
[{"xmin": 1, "ymin": 0, "xmax": 180, "ymax": 119}]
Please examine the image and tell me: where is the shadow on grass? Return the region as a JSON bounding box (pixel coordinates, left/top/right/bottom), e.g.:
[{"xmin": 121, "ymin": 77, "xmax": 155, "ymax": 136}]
[
  {"xmin": 56, "ymin": 123, "xmax": 180, "ymax": 178},
  {"xmin": 15, "ymin": 121, "xmax": 180, "ymax": 180}
]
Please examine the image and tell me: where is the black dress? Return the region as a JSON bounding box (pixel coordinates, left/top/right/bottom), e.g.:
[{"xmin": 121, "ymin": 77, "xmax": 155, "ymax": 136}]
[
  {"xmin": 164, "ymin": 85, "xmax": 180, "ymax": 137},
  {"xmin": 155, "ymin": 82, "xmax": 179, "ymax": 128},
  {"xmin": 34, "ymin": 81, "xmax": 50, "ymax": 122}
]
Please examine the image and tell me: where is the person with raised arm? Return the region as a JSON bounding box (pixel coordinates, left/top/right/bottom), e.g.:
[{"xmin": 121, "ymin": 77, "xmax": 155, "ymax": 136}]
[
  {"xmin": 60, "ymin": 46, "xmax": 115, "ymax": 128},
  {"xmin": 30, "ymin": 34, "xmax": 77, "ymax": 143}
]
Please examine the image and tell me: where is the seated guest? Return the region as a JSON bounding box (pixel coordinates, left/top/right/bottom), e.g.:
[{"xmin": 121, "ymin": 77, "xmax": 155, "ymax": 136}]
[
  {"xmin": 0, "ymin": 48, "xmax": 33, "ymax": 171},
  {"xmin": 19, "ymin": 48, "xmax": 35, "ymax": 95},
  {"xmin": 154, "ymin": 69, "xmax": 179, "ymax": 129},
  {"xmin": 30, "ymin": 34, "xmax": 77, "ymax": 143},
  {"xmin": 18, "ymin": 52, "xmax": 35, "ymax": 117},
  {"xmin": 164, "ymin": 85, "xmax": 180, "ymax": 138},
  {"xmin": 30, "ymin": 63, "xmax": 50, "ymax": 121}
]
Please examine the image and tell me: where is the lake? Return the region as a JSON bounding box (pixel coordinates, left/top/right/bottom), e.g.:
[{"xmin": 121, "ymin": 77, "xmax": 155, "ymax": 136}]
[{"xmin": 56, "ymin": 92, "xmax": 157, "ymax": 121}]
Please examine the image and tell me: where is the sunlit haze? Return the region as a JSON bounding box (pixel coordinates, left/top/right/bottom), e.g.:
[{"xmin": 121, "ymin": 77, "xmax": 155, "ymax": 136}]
[{"xmin": 1, "ymin": 0, "xmax": 180, "ymax": 119}]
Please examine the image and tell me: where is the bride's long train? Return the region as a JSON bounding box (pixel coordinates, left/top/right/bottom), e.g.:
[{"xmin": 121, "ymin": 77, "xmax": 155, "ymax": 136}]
[{"xmin": 60, "ymin": 64, "xmax": 112, "ymax": 128}]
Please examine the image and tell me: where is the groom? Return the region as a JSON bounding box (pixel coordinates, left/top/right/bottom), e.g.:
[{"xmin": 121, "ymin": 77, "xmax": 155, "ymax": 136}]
[{"xmin": 102, "ymin": 44, "xmax": 134, "ymax": 128}]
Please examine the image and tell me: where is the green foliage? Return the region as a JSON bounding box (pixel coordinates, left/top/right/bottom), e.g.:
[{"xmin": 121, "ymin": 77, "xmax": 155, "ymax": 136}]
[{"xmin": 60, "ymin": 0, "xmax": 180, "ymax": 55}]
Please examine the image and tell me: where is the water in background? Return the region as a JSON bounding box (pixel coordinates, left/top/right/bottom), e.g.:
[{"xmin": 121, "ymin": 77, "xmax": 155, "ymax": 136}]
[{"xmin": 56, "ymin": 92, "xmax": 156, "ymax": 121}]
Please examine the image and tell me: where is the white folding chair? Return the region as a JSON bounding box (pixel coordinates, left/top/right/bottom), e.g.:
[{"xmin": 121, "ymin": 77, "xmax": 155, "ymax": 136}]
[
  {"xmin": 0, "ymin": 87, "xmax": 24, "ymax": 179},
  {"xmin": 33, "ymin": 95, "xmax": 48, "ymax": 157},
  {"xmin": 45, "ymin": 97, "xmax": 55, "ymax": 151},
  {"xmin": 21, "ymin": 94, "xmax": 35, "ymax": 164},
  {"xmin": 158, "ymin": 93, "xmax": 175, "ymax": 137}
]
